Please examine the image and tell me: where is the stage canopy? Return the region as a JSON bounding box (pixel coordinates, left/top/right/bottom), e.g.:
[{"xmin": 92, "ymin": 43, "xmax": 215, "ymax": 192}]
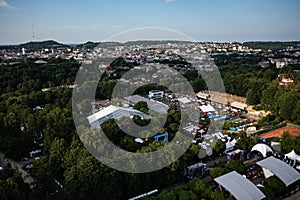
[
  {"xmin": 199, "ymin": 105, "xmax": 215, "ymax": 113},
  {"xmin": 257, "ymin": 156, "xmax": 300, "ymax": 186},
  {"xmin": 214, "ymin": 171, "xmax": 266, "ymax": 200}
]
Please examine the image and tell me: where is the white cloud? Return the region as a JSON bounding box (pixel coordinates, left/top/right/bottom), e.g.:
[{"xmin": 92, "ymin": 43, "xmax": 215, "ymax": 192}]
[
  {"xmin": 0, "ymin": 0, "xmax": 14, "ymax": 9},
  {"xmin": 165, "ymin": 0, "xmax": 174, "ymax": 3}
]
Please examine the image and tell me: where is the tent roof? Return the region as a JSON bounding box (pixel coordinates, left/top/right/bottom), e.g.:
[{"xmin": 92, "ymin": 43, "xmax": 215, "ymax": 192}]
[
  {"xmin": 187, "ymin": 162, "xmax": 205, "ymax": 170},
  {"xmin": 199, "ymin": 105, "xmax": 216, "ymax": 113},
  {"xmin": 231, "ymin": 101, "xmax": 247, "ymax": 110},
  {"xmin": 87, "ymin": 105, "xmax": 150, "ymax": 128},
  {"xmin": 257, "ymin": 156, "xmax": 300, "ymax": 186},
  {"xmin": 226, "ymin": 141, "xmax": 235, "ymax": 149},
  {"xmin": 285, "ymin": 150, "xmax": 300, "ymax": 162},
  {"xmin": 214, "ymin": 171, "xmax": 266, "ymax": 200},
  {"xmin": 178, "ymin": 97, "xmax": 192, "ymax": 104},
  {"xmin": 125, "ymin": 95, "xmax": 169, "ymax": 114},
  {"xmin": 197, "ymin": 92, "xmax": 210, "ymax": 99},
  {"xmin": 251, "ymin": 143, "xmax": 273, "ymax": 157}
]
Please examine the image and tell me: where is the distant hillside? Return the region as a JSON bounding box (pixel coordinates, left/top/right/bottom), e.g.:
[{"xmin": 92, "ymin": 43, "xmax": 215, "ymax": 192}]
[
  {"xmin": 74, "ymin": 41, "xmax": 123, "ymax": 49},
  {"xmin": 2, "ymin": 40, "xmax": 300, "ymax": 52},
  {"xmin": 20, "ymin": 40, "xmax": 67, "ymax": 49},
  {"xmin": 124, "ymin": 40, "xmax": 193, "ymax": 46},
  {"xmin": 75, "ymin": 40, "xmax": 193, "ymax": 49},
  {"xmin": 97, "ymin": 42, "xmax": 123, "ymax": 48},
  {"xmin": 75, "ymin": 41, "xmax": 100, "ymax": 49},
  {"xmin": 0, "ymin": 40, "xmax": 69, "ymax": 51},
  {"xmin": 243, "ymin": 41, "xmax": 300, "ymax": 51}
]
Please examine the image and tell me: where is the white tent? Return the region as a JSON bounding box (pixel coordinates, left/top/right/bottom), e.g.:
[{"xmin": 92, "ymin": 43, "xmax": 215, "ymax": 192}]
[
  {"xmin": 257, "ymin": 156, "xmax": 300, "ymax": 186},
  {"xmin": 199, "ymin": 105, "xmax": 216, "ymax": 113},
  {"xmin": 225, "ymin": 141, "xmax": 235, "ymax": 153},
  {"xmin": 197, "ymin": 92, "xmax": 210, "ymax": 100},
  {"xmin": 231, "ymin": 101, "xmax": 247, "ymax": 110},
  {"xmin": 231, "ymin": 138, "xmax": 237, "ymax": 145},
  {"xmin": 285, "ymin": 150, "xmax": 300, "ymax": 162},
  {"xmin": 251, "ymin": 143, "xmax": 273, "ymax": 158},
  {"xmin": 178, "ymin": 97, "xmax": 192, "ymax": 104},
  {"xmin": 214, "ymin": 171, "xmax": 266, "ymax": 200},
  {"xmin": 87, "ymin": 105, "xmax": 150, "ymax": 129}
]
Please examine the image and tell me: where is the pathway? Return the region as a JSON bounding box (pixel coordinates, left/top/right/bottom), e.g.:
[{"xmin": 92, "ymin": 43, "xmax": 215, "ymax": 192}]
[{"xmin": 0, "ymin": 152, "xmax": 35, "ymax": 188}]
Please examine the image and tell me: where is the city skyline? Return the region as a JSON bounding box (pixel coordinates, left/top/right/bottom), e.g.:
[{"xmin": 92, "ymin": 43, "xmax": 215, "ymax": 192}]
[{"xmin": 1, "ymin": 0, "xmax": 300, "ymax": 44}]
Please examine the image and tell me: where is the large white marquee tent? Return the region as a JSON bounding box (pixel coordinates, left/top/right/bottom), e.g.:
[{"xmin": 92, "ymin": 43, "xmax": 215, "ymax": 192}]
[
  {"xmin": 214, "ymin": 171, "xmax": 266, "ymax": 200},
  {"xmin": 257, "ymin": 156, "xmax": 300, "ymax": 187}
]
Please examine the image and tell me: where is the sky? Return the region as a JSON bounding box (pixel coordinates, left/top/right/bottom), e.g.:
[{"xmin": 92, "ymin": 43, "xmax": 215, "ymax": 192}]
[{"xmin": 0, "ymin": 0, "xmax": 300, "ymax": 44}]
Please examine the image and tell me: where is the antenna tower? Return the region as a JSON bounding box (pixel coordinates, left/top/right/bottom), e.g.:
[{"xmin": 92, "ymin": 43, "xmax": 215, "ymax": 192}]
[{"xmin": 32, "ymin": 24, "xmax": 35, "ymax": 41}]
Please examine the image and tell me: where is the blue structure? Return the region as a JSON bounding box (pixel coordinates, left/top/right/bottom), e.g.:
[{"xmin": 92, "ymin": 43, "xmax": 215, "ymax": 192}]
[{"xmin": 154, "ymin": 133, "xmax": 168, "ymax": 142}]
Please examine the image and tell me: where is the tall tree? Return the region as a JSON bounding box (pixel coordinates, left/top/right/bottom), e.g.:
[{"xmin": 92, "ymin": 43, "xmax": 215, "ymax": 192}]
[
  {"xmin": 49, "ymin": 138, "xmax": 66, "ymax": 178},
  {"xmin": 281, "ymin": 131, "xmax": 295, "ymax": 153},
  {"xmin": 236, "ymin": 131, "xmax": 255, "ymax": 152},
  {"xmin": 213, "ymin": 140, "xmax": 226, "ymax": 155}
]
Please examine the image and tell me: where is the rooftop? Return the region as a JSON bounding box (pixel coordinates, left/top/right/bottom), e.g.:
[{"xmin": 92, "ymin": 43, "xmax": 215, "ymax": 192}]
[
  {"xmin": 124, "ymin": 95, "xmax": 169, "ymax": 114},
  {"xmin": 214, "ymin": 171, "xmax": 266, "ymax": 200},
  {"xmin": 257, "ymin": 156, "xmax": 300, "ymax": 186},
  {"xmin": 87, "ymin": 105, "xmax": 150, "ymax": 129}
]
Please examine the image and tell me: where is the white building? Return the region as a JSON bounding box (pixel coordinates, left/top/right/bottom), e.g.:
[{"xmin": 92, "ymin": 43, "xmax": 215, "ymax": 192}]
[{"xmin": 148, "ymin": 90, "xmax": 164, "ymax": 99}]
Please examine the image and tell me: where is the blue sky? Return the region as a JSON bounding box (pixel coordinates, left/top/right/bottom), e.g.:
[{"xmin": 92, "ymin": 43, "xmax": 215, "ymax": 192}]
[{"xmin": 0, "ymin": 0, "xmax": 300, "ymax": 44}]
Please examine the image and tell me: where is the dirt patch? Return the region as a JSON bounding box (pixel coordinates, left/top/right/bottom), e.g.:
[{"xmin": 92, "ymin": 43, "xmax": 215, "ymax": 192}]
[
  {"xmin": 247, "ymin": 105, "xmax": 271, "ymax": 117},
  {"xmin": 260, "ymin": 126, "xmax": 300, "ymax": 139},
  {"xmin": 199, "ymin": 91, "xmax": 247, "ymax": 104}
]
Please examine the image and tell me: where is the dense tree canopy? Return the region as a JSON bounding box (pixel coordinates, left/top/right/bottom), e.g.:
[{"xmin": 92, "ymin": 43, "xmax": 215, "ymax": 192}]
[
  {"xmin": 0, "ymin": 50, "xmax": 299, "ymax": 199},
  {"xmin": 213, "ymin": 140, "xmax": 226, "ymax": 155},
  {"xmin": 0, "ymin": 166, "xmax": 32, "ymax": 200},
  {"xmin": 280, "ymin": 131, "xmax": 300, "ymax": 154}
]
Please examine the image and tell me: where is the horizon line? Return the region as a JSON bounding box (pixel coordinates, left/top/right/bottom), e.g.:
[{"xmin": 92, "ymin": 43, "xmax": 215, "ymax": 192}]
[{"xmin": 1, "ymin": 39, "xmax": 300, "ymax": 46}]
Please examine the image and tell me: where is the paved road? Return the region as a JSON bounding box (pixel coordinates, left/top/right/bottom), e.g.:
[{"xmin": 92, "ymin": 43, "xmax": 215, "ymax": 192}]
[{"xmin": 0, "ymin": 152, "xmax": 35, "ymax": 188}]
